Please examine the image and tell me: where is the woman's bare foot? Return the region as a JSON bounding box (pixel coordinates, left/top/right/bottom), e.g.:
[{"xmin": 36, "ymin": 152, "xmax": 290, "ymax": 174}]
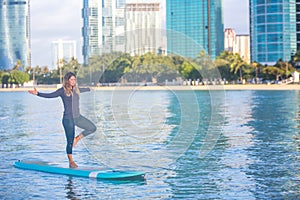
[
  {"xmin": 73, "ymin": 134, "xmax": 83, "ymax": 147},
  {"xmin": 69, "ymin": 161, "xmax": 78, "ymax": 168}
]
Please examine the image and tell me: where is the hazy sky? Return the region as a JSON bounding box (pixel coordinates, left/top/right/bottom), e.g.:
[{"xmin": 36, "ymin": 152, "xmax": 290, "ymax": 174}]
[{"xmin": 30, "ymin": 0, "xmax": 249, "ymax": 68}]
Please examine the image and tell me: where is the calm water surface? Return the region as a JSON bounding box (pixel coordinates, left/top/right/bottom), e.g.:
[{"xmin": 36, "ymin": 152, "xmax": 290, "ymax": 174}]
[{"xmin": 1, "ymin": 89, "xmax": 300, "ymax": 199}]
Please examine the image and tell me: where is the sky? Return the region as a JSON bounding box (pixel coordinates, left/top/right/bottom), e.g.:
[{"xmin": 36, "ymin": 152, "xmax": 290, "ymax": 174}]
[{"xmin": 30, "ymin": 0, "xmax": 249, "ymax": 68}]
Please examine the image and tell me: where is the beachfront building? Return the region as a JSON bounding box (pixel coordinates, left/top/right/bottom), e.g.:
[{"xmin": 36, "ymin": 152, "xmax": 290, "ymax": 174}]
[
  {"xmin": 224, "ymin": 29, "xmax": 250, "ymax": 63},
  {"xmin": 82, "ymin": 0, "xmax": 126, "ymax": 65},
  {"xmin": 236, "ymin": 35, "xmax": 250, "ymax": 63},
  {"xmin": 51, "ymin": 39, "xmax": 77, "ymax": 70},
  {"xmin": 125, "ymin": 2, "xmax": 164, "ymax": 56},
  {"xmin": 250, "ymin": 0, "xmax": 297, "ymax": 65},
  {"xmin": 224, "ymin": 28, "xmax": 236, "ymax": 52},
  {"xmin": 166, "ymin": 0, "xmax": 224, "ymax": 59},
  {"xmin": 0, "ymin": 0, "xmax": 31, "ymax": 70}
]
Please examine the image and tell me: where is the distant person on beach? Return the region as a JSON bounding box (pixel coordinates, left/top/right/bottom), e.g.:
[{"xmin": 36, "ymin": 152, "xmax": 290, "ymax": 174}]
[{"xmin": 28, "ymin": 72, "xmax": 96, "ymax": 168}]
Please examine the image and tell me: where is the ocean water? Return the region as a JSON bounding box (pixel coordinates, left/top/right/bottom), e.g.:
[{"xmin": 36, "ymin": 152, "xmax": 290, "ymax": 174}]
[{"xmin": 1, "ymin": 89, "xmax": 300, "ymax": 199}]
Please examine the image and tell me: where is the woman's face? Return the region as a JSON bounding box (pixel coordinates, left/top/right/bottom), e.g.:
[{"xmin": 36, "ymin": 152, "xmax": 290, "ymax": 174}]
[{"xmin": 68, "ymin": 75, "xmax": 76, "ymax": 87}]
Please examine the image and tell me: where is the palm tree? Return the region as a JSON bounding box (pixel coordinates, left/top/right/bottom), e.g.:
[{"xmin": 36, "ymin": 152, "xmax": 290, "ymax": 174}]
[
  {"xmin": 251, "ymin": 61, "xmax": 261, "ymax": 83},
  {"xmin": 262, "ymin": 65, "xmax": 284, "ymax": 81},
  {"xmin": 229, "ymin": 53, "xmax": 248, "ymax": 83},
  {"xmin": 65, "ymin": 57, "xmax": 81, "ymax": 75},
  {"xmin": 193, "ymin": 50, "xmax": 215, "ymax": 81},
  {"xmin": 215, "ymin": 51, "xmax": 237, "ymax": 82},
  {"xmin": 273, "ymin": 59, "xmax": 294, "ymax": 80},
  {"xmin": 41, "ymin": 66, "xmax": 50, "ymax": 77},
  {"xmin": 261, "ymin": 59, "xmax": 293, "ymax": 81},
  {"xmin": 13, "ymin": 60, "xmax": 22, "ymax": 70},
  {"xmin": 25, "ymin": 66, "xmax": 33, "ymax": 80},
  {"xmin": 33, "ymin": 65, "xmax": 41, "ymax": 83},
  {"xmin": 292, "ymin": 50, "xmax": 300, "ymax": 68}
]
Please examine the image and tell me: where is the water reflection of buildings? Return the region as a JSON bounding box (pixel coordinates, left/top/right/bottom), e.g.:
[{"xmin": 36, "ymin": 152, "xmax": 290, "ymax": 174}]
[
  {"xmin": 81, "ymin": 90, "xmax": 174, "ymax": 170},
  {"xmin": 222, "ymin": 91, "xmax": 255, "ymax": 149},
  {"xmin": 217, "ymin": 91, "xmax": 256, "ymax": 196},
  {"xmin": 293, "ymin": 90, "xmax": 300, "ymax": 152}
]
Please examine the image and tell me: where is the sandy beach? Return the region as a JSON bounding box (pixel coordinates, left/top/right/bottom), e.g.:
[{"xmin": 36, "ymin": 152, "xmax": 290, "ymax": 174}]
[{"xmin": 0, "ymin": 84, "xmax": 299, "ymax": 92}]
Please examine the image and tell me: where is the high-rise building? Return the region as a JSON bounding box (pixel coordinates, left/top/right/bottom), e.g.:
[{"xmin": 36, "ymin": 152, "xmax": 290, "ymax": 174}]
[
  {"xmin": 125, "ymin": 3, "xmax": 164, "ymax": 56},
  {"xmin": 82, "ymin": 0, "xmax": 126, "ymax": 65},
  {"xmin": 224, "ymin": 28, "xmax": 236, "ymax": 52},
  {"xmin": 296, "ymin": 1, "xmax": 300, "ymax": 50},
  {"xmin": 51, "ymin": 39, "xmax": 77, "ymax": 70},
  {"xmin": 0, "ymin": 0, "xmax": 31, "ymax": 70},
  {"xmin": 236, "ymin": 35, "xmax": 250, "ymax": 63},
  {"xmin": 250, "ymin": 0, "xmax": 297, "ymax": 65},
  {"xmin": 224, "ymin": 28, "xmax": 250, "ymax": 63},
  {"xmin": 166, "ymin": 0, "xmax": 224, "ymax": 59}
]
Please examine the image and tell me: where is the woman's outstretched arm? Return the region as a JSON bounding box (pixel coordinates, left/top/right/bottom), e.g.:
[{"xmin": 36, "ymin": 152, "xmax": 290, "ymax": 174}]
[{"xmin": 28, "ymin": 87, "xmax": 62, "ymax": 98}]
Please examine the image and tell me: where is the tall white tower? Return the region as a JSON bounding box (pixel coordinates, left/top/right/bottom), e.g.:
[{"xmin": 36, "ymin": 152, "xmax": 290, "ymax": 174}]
[
  {"xmin": 125, "ymin": 2, "xmax": 163, "ymax": 56},
  {"xmin": 52, "ymin": 39, "xmax": 77, "ymax": 70}
]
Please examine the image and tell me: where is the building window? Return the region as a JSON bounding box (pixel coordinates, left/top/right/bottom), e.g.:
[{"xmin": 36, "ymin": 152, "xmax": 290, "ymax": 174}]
[
  {"xmin": 115, "ymin": 17, "xmax": 124, "ymax": 26},
  {"xmin": 267, "ymin": 4, "xmax": 283, "ymax": 13},
  {"xmin": 116, "ymin": 0, "xmax": 125, "ymax": 8}
]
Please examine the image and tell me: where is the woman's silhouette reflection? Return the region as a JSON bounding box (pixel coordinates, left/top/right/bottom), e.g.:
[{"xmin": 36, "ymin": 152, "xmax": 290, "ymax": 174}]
[{"xmin": 65, "ymin": 176, "xmax": 80, "ymax": 200}]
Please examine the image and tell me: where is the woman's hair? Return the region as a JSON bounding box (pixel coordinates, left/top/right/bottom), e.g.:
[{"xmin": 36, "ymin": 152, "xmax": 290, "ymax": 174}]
[{"xmin": 63, "ymin": 72, "xmax": 80, "ymax": 96}]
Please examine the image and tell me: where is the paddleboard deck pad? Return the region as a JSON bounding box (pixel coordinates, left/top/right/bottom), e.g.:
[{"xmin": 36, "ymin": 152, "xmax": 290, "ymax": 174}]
[{"xmin": 14, "ymin": 161, "xmax": 145, "ymax": 180}]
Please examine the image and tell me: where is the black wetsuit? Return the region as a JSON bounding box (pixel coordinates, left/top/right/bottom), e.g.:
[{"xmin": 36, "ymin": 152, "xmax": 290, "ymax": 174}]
[{"xmin": 37, "ymin": 87, "xmax": 96, "ymax": 154}]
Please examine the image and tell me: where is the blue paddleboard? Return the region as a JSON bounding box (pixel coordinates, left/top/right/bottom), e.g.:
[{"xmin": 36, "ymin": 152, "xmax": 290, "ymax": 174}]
[{"xmin": 14, "ymin": 161, "xmax": 145, "ymax": 180}]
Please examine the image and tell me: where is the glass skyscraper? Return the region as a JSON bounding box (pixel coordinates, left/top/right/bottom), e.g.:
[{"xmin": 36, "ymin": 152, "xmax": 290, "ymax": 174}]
[
  {"xmin": 0, "ymin": 0, "xmax": 31, "ymax": 70},
  {"xmin": 296, "ymin": 0, "xmax": 300, "ymax": 50},
  {"xmin": 250, "ymin": 0, "xmax": 297, "ymax": 65},
  {"xmin": 82, "ymin": 0, "xmax": 125, "ymax": 65},
  {"xmin": 166, "ymin": 0, "xmax": 224, "ymax": 59}
]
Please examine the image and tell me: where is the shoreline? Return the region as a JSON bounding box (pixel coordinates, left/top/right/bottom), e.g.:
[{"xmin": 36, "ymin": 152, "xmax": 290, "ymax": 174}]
[{"xmin": 0, "ymin": 84, "xmax": 299, "ymax": 92}]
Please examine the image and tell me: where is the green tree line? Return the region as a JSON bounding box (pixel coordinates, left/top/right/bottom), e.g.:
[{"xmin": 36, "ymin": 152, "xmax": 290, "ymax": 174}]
[{"xmin": 1, "ymin": 50, "xmax": 299, "ymax": 87}]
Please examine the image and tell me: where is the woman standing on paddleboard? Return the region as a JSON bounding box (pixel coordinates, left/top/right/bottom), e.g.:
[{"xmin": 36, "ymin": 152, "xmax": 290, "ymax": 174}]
[{"xmin": 28, "ymin": 72, "xmax": 96, "ymax": 168}]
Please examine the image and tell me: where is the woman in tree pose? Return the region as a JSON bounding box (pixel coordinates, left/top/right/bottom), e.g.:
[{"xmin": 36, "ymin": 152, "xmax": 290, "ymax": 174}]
[{"xmin": 28, "ymin": 72, "xmax": 96, "ymax": 168}]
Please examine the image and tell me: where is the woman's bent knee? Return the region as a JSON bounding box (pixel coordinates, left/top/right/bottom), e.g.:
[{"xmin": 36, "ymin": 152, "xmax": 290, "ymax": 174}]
[
  {"xmin": 82, "ymin": 126, "xmax": 96, "ymax": 137},
  {"xmin": 92, "ymin": 125, "xmax": 97, "ymax": 133}
]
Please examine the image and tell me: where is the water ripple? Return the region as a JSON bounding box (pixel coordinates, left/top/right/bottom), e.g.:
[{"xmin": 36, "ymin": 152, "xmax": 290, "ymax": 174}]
[{"xmin": 1, "ymin": 90, "xmax": 300, "ymax": 199}]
